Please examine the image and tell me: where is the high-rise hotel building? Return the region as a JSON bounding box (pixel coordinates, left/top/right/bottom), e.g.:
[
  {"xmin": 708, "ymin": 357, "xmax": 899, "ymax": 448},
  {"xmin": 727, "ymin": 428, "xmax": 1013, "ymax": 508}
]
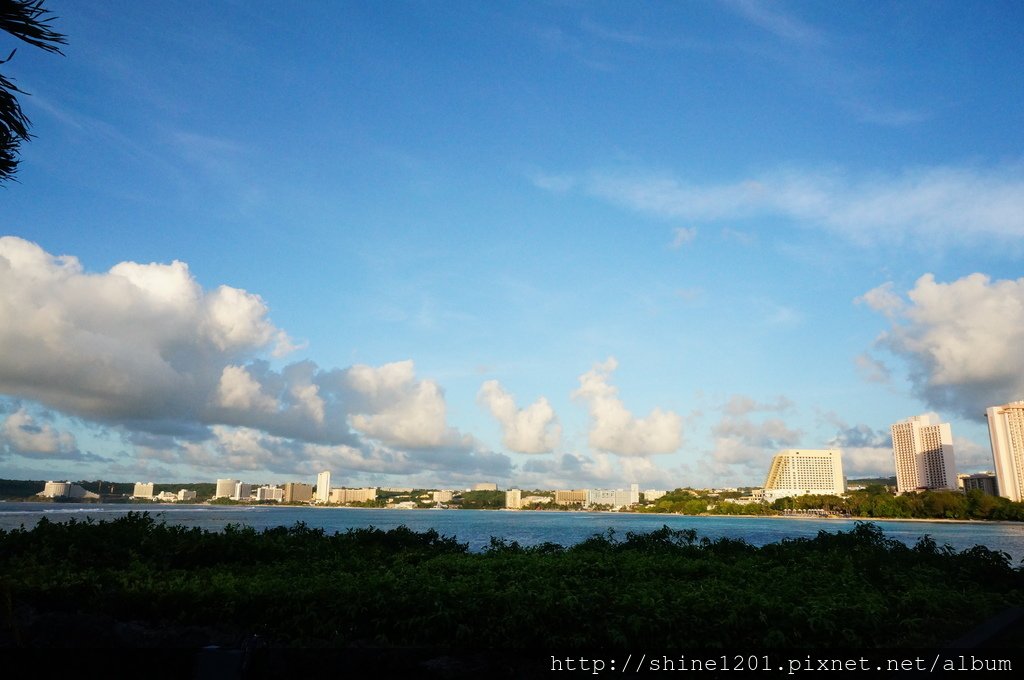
[
  {"xmin": 985, "ymin": 401, "xmax": 1024, "ymax": 502},
  {"xmin": 891, "ymin": 415, "xmax": 956, "ymax": 493},
  {"xmin": 315, "ymin": 470, "xmax": 332, "ymax": 504},
  {"xmin": 761, "ymin": 449, "xmax": 845, "ymax": 502}
]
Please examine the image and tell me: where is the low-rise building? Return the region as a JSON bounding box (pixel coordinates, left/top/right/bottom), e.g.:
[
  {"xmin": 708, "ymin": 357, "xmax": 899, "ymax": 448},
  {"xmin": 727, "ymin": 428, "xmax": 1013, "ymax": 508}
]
[
  {"xmin": 329, "ymin": 487, "xmax": 378, "ymax": 504},
  {"xmin": 472, "ymin": 482, "xmax": 498, "ymax": 491},
  {"xmin": 959, "ymin": 473, "xmax": 998, "ymax": 496}
]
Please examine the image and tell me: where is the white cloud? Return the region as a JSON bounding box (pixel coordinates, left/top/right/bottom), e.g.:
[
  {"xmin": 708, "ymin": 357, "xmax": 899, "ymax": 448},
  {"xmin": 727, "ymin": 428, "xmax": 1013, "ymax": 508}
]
[
  {"xmin": 854, "ymin": 353, "xmax": 890, "ymax": 384},
  {"xmin": 863, "ymin": 273, "xmax": 1024, "ymax": 419},
  {"xmin": 0, "ymin": 236, "xmax": 293, "ymax": 426},
  {"xmin": 722, "ymin": 394, "xmax": 794, "ymax": 416},
  {"xmin": 723, "ymin": 0, "xmax": 826, "ymax": 47},
  {"xmin": 841, "ymin": 447, "xmax": 895, "ymax": 478},
  {"xmin": 346, "ymin": 360, "xmax": 464, "ymax": 449},
  {"xmin": 954, "ymin": 436, "xmax": 993, "ymax": 472},
  {"xmin": 1, "ymin": 408, "xmax": 78, "ymax": 457},
  {"xmin": 544, "ymin": 165, "xmax": 1024, "ymax": 246},
  {"xmin": 216, "ymin": 365, "xmax": 280, "ymax": 413},
  {"xmin": 669, "ymin": 226, "xmax": 697, "ymax": 249},
  {"xmin": 572, "ymin": 357, "xmax": 682, "ymax": 456},
  {"xmin": 856, "ymin": 281, "xmax": 904, "ymax": 318},
  {"xmin": 708, "ymin": 395, "xmax": 803, "ymax": 483},
  {"xmin": 477, "ymin": 380, "xmax": 561, "ymax": 453},
  {"xmin": 0, "ymin": 237, "xmax": 502, "ymax": 482}
]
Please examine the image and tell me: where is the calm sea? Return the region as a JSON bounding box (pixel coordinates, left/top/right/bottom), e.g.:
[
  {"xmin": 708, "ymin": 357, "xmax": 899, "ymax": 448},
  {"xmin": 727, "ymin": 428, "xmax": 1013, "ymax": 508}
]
[{"xmin": 2, "ymin": 502, "xmax": 1023, "ymax": 562}]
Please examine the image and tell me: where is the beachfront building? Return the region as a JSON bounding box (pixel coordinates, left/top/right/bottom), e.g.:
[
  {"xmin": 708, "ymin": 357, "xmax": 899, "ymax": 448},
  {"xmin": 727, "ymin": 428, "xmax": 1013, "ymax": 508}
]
[
  {"xmin": 177, "ymin": 489, "xmax": 197, "ymax": 502},
  {"xmin": 37, "ymin": 481, "xmax": 98, "ymax": 500},
  {"xmin": 761, "ymin": 449, "xmax": 845, "ymax": 503},
  {"xmin": 958, "ymin": 473, "xmax": 998, "ymax": 496},
  {"xmin": 231, "ymin": 482, "xmax": 252, "ymax": 501},
  {"xmin": 554, "ymin": 489, "xmax": 589, "ymax": 506},
  {"xmin": 643, "ymin": 489, "xmax": 667, "ymax": 502},
  {"xmin": 315, "ymin": 471, "xmax": 332, "ymax": 504},
  {"xmin": 283, "ymin": 482, "xmax": 313, "ymax": 503},
  {"xmin": 505, "ymin": 489, "xmax": 522, "ymax": 509},
  {"xmin": 432, "ymin": 490, "xmax": 454, "ymax": 503},
  {"xmin": 588, "ymin": 488, "xmax": 632, "ymax": 509},
  {"xmin": 328, "ymin": 487, "xmax": 377, "ymax": 504},
  {"xmin": 986, "ymin": 401, "xmax": 1024, "ymax": 502},
  {"xmin": 256, "ymin": 486, "xmax": 284, "ymax": 502},
  {"xmin": 891, "ymin": 414, "xmax": 957, "ymax": 493},
  {"xmin": 215, "ymin": 478, "xmax": 239, "ymax": 500},
  {"xmin": 132, "ymin": 482, "xmax": 154, "ymax": 499}
]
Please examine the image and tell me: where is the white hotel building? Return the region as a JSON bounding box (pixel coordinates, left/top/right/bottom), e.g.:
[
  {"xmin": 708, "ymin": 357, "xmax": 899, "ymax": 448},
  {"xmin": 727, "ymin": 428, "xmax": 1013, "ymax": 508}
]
[
  {"xmin": 761, "ymin": 449, "xmax": 845, "ymax": 503},
  {"xmin": 986, "ymin": 401, "xmax": 1024, "ymax": 502},
  {"xmin": 891, "ymin": 414, "xmax": 957, "ymax": 493}
]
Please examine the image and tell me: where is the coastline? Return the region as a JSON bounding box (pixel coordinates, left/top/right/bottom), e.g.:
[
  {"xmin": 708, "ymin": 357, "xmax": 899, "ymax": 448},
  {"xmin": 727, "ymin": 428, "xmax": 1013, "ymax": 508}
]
[{"xmin": 8, "ymin": 499, "xmax": 1022, "ymax": 525}]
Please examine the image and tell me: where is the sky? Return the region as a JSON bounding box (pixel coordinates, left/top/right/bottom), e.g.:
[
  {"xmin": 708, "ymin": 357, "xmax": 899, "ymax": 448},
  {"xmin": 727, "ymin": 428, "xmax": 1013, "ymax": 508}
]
[{"xmin": 2, "ymin": 0, "xmax": 1023, "ymax": 490}]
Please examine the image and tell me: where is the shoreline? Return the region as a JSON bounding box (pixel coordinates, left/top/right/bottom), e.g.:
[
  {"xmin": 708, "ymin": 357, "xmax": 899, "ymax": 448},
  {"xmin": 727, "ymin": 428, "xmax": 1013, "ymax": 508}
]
[{"xmin": 5, "ymin": 500, "xmax": 1022, "ymax": 525}]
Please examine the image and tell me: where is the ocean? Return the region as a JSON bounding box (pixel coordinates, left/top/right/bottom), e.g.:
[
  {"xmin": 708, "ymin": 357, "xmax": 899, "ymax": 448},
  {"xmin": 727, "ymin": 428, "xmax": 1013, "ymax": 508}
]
[{"xmin": 2, "ymin": 502, "xmax": 1024, "ymax": 561}]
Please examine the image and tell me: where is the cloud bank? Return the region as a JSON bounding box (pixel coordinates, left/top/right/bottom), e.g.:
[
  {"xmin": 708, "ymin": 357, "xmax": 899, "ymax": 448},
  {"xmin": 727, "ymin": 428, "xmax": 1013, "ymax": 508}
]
[{"xmin": 0, "ymin": 237, "xmax": 507, "ymax": 479}]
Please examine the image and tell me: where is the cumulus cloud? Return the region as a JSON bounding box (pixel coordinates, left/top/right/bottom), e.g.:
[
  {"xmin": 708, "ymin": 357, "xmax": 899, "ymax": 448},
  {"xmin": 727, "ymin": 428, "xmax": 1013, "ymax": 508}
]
[
  {"xmin": 706, "ymin": 394, "xmax": 803, "ymax": 484},
  {"xmin": 861, "ymin": 273, "xmax": 1024, "ymax": 420},
  {"xmin": 572, "ymin": 357, "xmax": 682, "ymax": 456},
  {"xmin": 0, "ymin": 237, "xmax": 500, "ymax": 481},
  {"xmin": 477, "ymin": 380, "xmax": 561, "ymax": 453},
  {"xmin": 840, "ymin": 447, "xmax": 896, "ymax": 478},
  {"xmin": 540, "ymin": 165, "xmax": 1024, "ymax": 245},
  {"xmin": 0, "ymin": 236, "xmax": 292, "ymax": 428},
  {"xmin": 711, "ymin": 417, "xmax": 802, "ymax": 463},
  {"xmin": 346, "ymin": 360, "xmax": 467, "ymax": 449},
  {"xmin": 1, "ymin": 408, "xmax": 78, "ymax": 457},
  {"xmin": 954, "ymin": 436, "xmax": 994, "ymax": 472},
  {"xmin": 0, "ymin": 407, "xmax": 109, "ymax": 462},
  {"xmin": 823, "ymin": 419, "xmax": 894, "ymax": 478}
]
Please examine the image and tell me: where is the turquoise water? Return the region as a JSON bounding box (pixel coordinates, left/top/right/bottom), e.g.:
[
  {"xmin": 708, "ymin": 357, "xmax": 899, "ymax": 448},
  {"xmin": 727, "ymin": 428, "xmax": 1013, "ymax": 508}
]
[{"xmin": 2, "ymin": 502, "xmax": 1023, "ymax": 561}]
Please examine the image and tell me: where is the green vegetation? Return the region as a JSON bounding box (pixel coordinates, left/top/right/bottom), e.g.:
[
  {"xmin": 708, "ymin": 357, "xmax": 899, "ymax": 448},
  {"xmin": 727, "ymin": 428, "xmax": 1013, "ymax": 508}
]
[
  {"xmin": 455, "ymin": 489, "xmax": 505, "ymax": 509},
  {"xmin": 638, "ymin": 489, "xmax": 772, "ymax": 516},
  {"xmin": 0, "ymin": 478, "xmax": 44, "ymax": 500},
  {"xmin": 1, "ymin": 514, "xmax": 1021, "ymax": 649},
  {"xmin": 772, "ymin": 487, "xmax": 1024, "ymax": 521},
  {"xmin": 636, "ymin": 486, "xmax": 1024, "ymax": 521}
]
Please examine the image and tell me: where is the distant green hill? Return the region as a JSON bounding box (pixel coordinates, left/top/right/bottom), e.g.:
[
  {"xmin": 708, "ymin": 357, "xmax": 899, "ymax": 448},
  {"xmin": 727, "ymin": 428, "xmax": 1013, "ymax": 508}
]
[{"xmin": 0, "ymin": 479, "xmax": 45, "ymax": 500}]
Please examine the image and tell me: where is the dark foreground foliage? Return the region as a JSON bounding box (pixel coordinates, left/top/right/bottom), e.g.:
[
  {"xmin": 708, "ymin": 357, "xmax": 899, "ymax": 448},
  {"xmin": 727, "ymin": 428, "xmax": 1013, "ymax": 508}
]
[{"xmin": 1, "ymin": 514, "xmax": 1022, "ymax": 649}]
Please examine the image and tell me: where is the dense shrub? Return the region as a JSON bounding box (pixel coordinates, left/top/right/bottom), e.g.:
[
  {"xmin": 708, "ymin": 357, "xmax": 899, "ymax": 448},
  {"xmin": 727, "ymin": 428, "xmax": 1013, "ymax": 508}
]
[{"xmin": 1, "ymin": 514, "xmax": 1021, "ymax": 648}]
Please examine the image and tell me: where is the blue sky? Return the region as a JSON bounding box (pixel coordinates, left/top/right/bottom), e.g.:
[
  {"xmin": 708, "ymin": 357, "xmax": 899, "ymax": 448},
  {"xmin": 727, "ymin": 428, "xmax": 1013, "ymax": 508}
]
[{"xmin": 2, "ymin": 0, "xmax": 1023, "ymax": 489}]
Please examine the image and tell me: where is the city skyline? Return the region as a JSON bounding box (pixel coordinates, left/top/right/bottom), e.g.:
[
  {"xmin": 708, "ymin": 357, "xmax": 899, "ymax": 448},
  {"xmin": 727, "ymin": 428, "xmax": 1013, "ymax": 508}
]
[{"xmin": 2, "ymin": 2, "xmax": 1023, "ymax": 489}]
